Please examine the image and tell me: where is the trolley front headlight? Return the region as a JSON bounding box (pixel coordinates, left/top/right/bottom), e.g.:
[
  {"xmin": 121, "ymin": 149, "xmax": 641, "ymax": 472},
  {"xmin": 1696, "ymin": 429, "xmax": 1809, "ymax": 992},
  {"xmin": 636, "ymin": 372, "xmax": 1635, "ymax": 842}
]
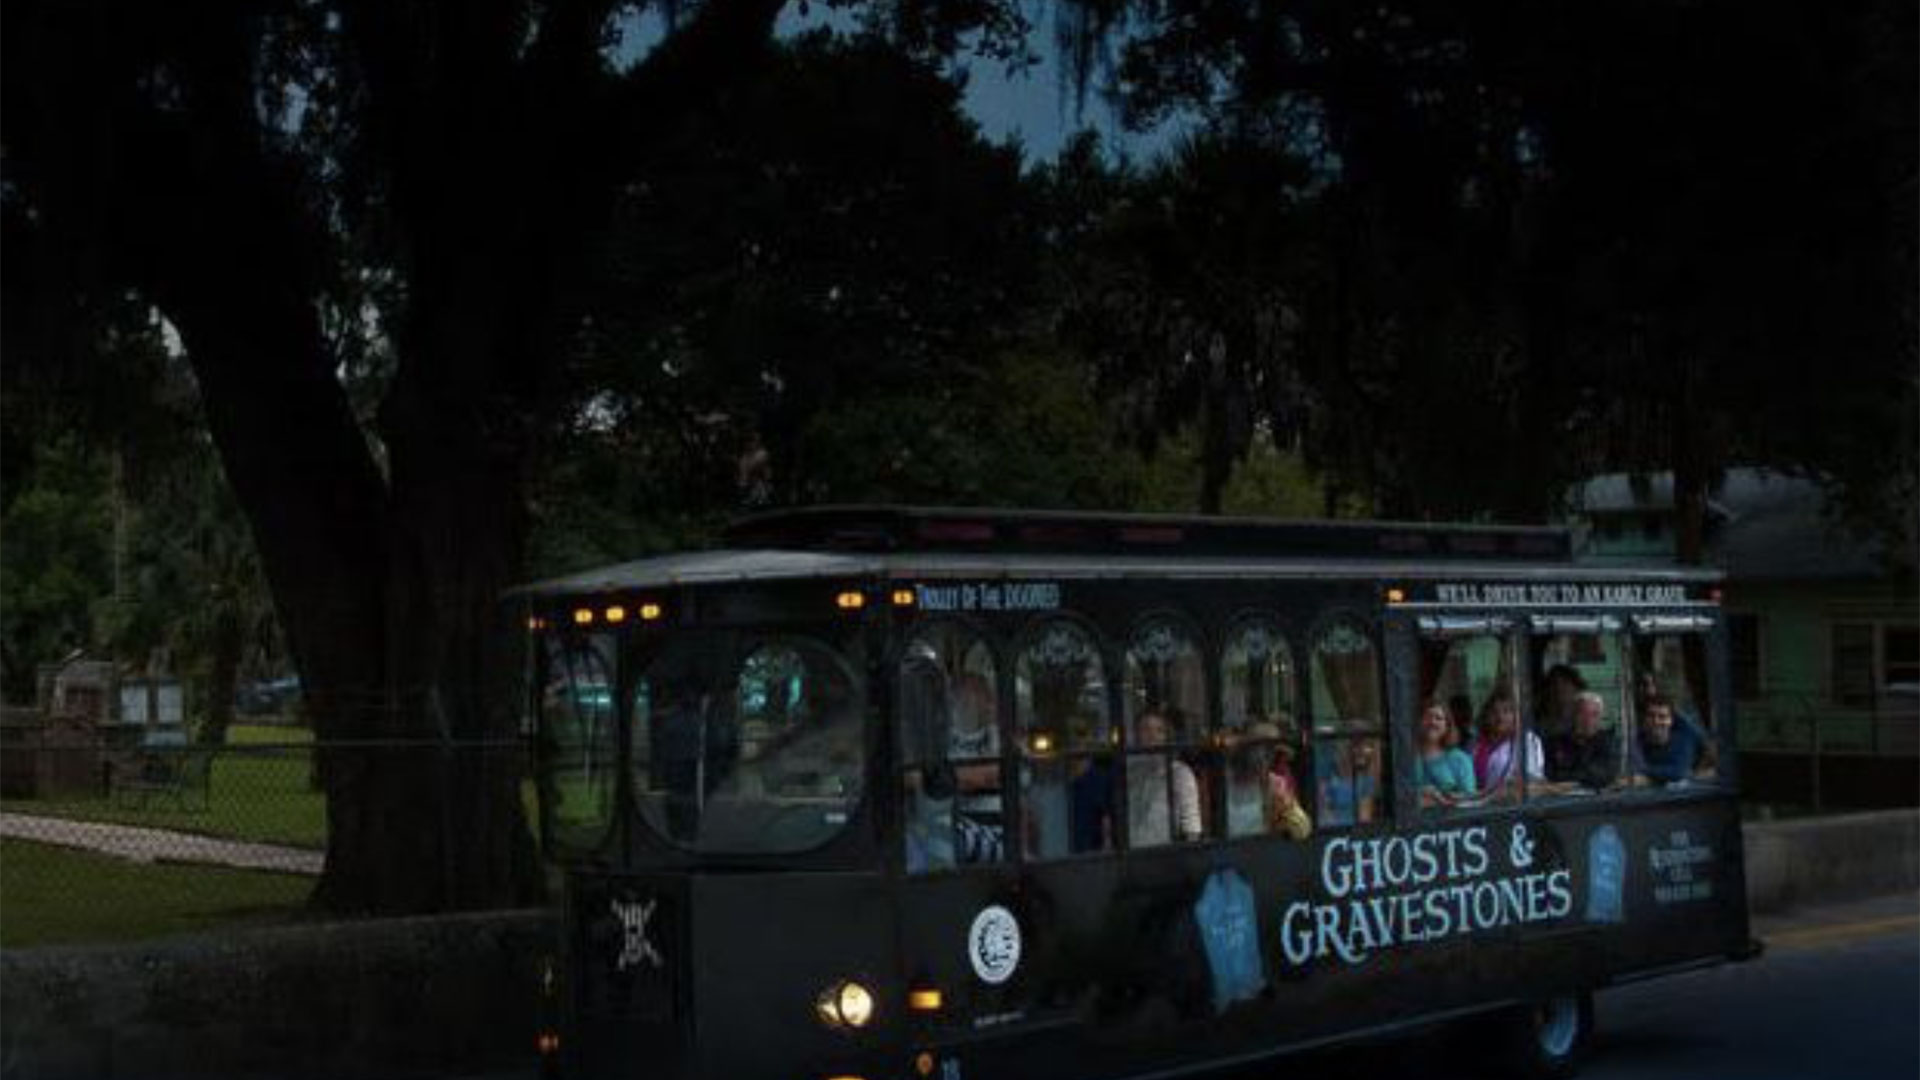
[{"xmin": 815, "ymin": 980, "xmax": 876, "ymax": 1030}]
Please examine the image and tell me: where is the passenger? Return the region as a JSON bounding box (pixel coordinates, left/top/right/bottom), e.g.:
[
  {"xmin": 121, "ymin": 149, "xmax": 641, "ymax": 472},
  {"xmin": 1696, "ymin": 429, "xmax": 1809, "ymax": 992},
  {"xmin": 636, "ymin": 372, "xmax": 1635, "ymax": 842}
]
[
  {"xmin": 1633, "ymin": 693, "xmax": 1713, "ymax": 785},
  {"xmin": 1230, "ymin": 719, "xmax": 1310, "ymax": 838},
  {"xmin": 1068, "ymin": 751, "xmax": 1116, "ymax": 852},
  {"xmin": 1318, "ymin": 736, "xmax": 1379, "ymax": 827},
  {"xmin": 1128, "ymin": 708, "xmax": 1203, "ymax": 844},
  {"xmin": 899, "ymin": 655, "xmax": 956, "ymax": 873},
  {"xmin": 1537, "ymin": 664, "xmax": 1587, "ymax": 740},
  {"xmin": 1414, "ymin": 700, "xmax": 1477, "ymax": 807},
  {"xmin": 1545, "ymin": 691, "xmax": 1622, "ymax": 791},
  {"xmin": 654, "ymin": 702, "xmax": 698, "ymax": 841},
  {"xmin": 1226, "ymin": 722, "xmax": 1277, "ymax": 836},
  {"xmin": 1632, "ymin": 669, "xmax": 1661, "ymax": 717},
  {"xmin": 1446, "ymin": 693, "xmax": 1476, "ymax": 751},
  {"xmin": 1632, "ymin": 671, "xmax": 1718, "ymax": 766},
  {"xmin": 948, "ymin": 673, "xmax": 1004, "ymax": 862},
  {"xmin": 1471, "ymin": 689, "xmax": 1544, "ymax": 797},
  {"xmin": 1266, "ymin": 734, "xmax": 1313, "ymax": 839}
]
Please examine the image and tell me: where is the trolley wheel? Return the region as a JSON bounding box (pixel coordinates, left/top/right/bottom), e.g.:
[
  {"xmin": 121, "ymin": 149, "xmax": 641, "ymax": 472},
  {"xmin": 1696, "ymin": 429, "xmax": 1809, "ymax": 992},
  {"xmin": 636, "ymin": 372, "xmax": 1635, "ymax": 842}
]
[{"xmin": 1494, "ymin": 991, "xmax": 1594, "ymax": 1080}]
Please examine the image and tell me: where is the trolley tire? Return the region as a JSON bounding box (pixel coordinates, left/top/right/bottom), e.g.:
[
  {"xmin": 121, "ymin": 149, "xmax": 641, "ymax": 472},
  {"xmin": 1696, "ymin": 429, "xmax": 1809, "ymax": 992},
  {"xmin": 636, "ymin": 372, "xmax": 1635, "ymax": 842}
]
[{"xmin": 1493, "ymin": 991, "xmax": 1594, "ymax": 1080}]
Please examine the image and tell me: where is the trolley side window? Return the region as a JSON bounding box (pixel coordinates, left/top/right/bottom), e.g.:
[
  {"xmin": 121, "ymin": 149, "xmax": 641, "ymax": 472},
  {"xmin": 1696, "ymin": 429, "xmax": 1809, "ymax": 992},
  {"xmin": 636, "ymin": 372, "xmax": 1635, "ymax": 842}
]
[
  {"xmin": 538, "ymin": 631, "xmax": 619, "ymax": 855},
  {"xmin": 1529, "ymin": 619, "xmax": 1632, "ymax": 801},
  {"xmin": 1220, "ymin": 617, "xmax": 1307, "ymax": 840},
  {"xmin": 1123, "ymin": 616, "xmax": 1211, "ymax": 847},
  {"xmin": 1309, "ymin": 614, "xmax": 1389, "ymax": 828},
  {"xmin": 1413, "ymin": 618, "xmax": 1517, "ymax": 812},
  {"xmin": 900, "ymin": 622, "xmax": 1007, "ymax": 873},
  {"xmin": 1629, "ymin": 618, "xmax": 1721, "ymax": 786},
  {"xmin": 1016, "ymin": 619, "xmax": 1116, "ymax": 860}
]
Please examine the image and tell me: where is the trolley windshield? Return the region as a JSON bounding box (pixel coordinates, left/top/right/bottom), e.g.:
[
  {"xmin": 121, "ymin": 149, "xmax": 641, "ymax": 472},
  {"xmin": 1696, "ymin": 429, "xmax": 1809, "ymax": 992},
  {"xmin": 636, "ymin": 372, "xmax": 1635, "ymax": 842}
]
[
  {"xmin": 534, "ymin": 621, "xmax": 868, "ymax": 859},
  {"xmin": 634, "ymin": 632, "xmax": 865, "ymax": 853}
]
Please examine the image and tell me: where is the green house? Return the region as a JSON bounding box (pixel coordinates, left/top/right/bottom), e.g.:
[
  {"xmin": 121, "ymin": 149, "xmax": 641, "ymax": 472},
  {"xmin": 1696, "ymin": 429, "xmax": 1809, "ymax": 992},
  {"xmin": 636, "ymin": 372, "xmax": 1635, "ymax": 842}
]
[{"xmin": 1572, "ymin": 469, "xmax": 1917, "ymax": 785}]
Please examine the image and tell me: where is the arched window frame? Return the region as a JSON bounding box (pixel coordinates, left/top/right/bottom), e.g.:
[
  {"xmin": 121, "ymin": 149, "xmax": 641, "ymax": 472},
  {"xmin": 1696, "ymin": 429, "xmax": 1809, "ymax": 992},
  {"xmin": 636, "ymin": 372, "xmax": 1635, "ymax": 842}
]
[
  {"xmin": 1011, "ymin": 613, "xmax": 1117, "ymax": 861},
  {"xmin": 895, "ymin": 617, "xmax": 1008, "ymax": 874},
  {"xmin": 1306, "ymin": 608, "xmax": 1390, "ymax": 830}
]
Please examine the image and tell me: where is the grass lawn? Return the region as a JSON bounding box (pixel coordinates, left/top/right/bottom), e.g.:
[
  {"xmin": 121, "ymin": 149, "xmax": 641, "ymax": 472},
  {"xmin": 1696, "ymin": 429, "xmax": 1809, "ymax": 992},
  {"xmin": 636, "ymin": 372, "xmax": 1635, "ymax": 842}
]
[
  {"xmin": 0, "ymin": 838, "xmax": 311, "ymax": 948},
  {"xmin": 3, "ymin": 725, "xmax": 548, "ymax": 854},
  {"xmin": 0, "ymin": 735, "xmax": 328, "ymax": 849},
  {"xmin": 227, "ymin": 721, "xmax": 313, "ymax": 745}
]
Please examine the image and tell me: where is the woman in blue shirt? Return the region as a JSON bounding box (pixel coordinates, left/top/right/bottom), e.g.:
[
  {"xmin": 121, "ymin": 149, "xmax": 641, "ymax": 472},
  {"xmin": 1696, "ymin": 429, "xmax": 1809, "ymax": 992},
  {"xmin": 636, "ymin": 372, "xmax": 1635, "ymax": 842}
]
[{"xmin": 1414, "ymin": 699, "xmax": 1478, "ymax": 807}]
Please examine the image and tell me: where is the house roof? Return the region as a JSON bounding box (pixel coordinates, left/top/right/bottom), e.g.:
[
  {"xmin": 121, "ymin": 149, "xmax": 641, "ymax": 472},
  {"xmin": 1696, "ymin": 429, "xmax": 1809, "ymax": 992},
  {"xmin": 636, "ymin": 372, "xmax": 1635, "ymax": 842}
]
[{"xmin": 1573, "ymin": 468, "xmax": 1886, "ymax": 581}]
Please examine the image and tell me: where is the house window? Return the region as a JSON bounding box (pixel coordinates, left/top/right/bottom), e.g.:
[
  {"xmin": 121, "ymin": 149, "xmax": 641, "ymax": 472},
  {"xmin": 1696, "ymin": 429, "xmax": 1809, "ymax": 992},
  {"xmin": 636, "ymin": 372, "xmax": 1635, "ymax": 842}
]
[
  {"xmin": 1727, "ymin": 614, "xmax": 1762, "ymax": 701},
  {"xmin": 1831, "ymin": 624, "xmax": 1878, "ymax": 708},
  {"xmin": 1831, "ymin": 623, "xmax": 1920, "ymax": 708},
  {"xmin": 1886, "ymin": 626, "xmax": 1920, "ymax": 690}
]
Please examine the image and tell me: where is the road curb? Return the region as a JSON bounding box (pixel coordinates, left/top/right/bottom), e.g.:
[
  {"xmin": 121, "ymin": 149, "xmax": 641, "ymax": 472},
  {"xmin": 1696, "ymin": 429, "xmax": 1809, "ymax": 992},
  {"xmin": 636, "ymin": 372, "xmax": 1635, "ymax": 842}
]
[{"xmin": 1743, "ymin": 807, "xmax": 1920, "ymax": 916}]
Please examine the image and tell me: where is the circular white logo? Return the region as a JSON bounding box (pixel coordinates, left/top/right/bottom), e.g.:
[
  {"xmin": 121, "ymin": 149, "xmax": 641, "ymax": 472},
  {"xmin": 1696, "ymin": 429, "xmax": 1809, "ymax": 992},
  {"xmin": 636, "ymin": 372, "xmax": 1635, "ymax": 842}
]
[{"xmin": 967, "ymin": 905, "xmax": 1022, "ymax": 985}]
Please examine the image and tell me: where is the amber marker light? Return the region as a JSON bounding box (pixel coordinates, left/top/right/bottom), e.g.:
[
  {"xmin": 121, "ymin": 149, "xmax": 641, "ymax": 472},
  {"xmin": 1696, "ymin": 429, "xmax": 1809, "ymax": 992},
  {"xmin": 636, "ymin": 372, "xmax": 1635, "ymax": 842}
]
[
  {"xmin": 908, "ymin": 987, "xmax": 943, "ymax": 1012},
  {"xmin": 914, "ymin": 1052, "xmax": 937, "ymax": 1076},
  {"xmin": 604, "ymin": 605, "xmax": 627, "ymax": 624},
  {"xmin": 835, "ymin": 590, "xmax": 867, "ymax": 611},
  {"xmin": 572, "ymin": 608, "xmax": 594, "ymax": 626},
  {"xmin": 640, "ymin": 602, "xmax": 664, "ymax": 622},
  {"xmin": 1385, "ymin": 587, "xmax": 1407, "ymax": 604},
  {"xmin": 891, "ymin": 588, "xmax": 916, "ymax": 607}
]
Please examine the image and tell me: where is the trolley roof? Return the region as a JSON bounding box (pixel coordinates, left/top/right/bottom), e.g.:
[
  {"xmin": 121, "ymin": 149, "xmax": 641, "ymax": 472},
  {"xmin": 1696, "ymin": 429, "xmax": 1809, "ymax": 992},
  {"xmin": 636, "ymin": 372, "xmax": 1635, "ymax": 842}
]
[{"xmin": 509, "ymin": 506, "xmax": 1720, "ymax": 597}]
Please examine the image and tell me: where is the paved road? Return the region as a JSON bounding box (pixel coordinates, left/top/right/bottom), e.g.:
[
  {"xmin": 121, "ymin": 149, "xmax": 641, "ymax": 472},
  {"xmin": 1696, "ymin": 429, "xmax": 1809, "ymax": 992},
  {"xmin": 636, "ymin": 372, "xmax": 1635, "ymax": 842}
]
[
  {"xmin": 1225, "ymin": 892, "xmax": 1920, "ymax": 1080},
  {"xmin": 1583, "ymin": 894, "xmax": 1918, "ymax": 1080}
]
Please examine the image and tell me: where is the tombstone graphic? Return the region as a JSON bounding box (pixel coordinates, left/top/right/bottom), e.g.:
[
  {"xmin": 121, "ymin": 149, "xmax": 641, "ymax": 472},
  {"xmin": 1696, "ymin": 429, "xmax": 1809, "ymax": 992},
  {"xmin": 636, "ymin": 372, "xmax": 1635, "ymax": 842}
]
[
  {"xmin": 1586, "ymin": 825, "xmax": 1627, "ymax": 924},
  {"xmin": 1194, "ymin": 868, "xmax": 1266, "ymax": 1012}
]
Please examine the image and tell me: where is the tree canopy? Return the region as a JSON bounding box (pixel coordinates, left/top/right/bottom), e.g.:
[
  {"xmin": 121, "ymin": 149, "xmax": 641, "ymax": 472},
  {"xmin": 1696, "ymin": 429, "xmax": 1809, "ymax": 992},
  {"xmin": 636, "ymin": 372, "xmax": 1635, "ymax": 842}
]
[{"xmin": 4, "ymin": 0, "xmax": 1911, "ymax": 914}]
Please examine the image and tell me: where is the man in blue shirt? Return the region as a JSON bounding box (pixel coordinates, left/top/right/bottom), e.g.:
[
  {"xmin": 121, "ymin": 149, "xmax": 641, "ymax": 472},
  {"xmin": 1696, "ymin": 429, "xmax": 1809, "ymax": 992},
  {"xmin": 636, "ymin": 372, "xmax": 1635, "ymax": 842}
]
[{"xmin": 1633, "ymin": 693, "xmax": 1712, "ymax": 784}]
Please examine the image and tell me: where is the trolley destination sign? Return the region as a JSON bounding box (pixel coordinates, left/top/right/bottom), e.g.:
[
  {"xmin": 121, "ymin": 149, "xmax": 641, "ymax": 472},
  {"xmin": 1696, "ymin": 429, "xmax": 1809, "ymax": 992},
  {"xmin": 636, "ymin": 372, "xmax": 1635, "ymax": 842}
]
[
  {"xmin": 913, "ymin": 581, "xmax": 1064, "ymax": 613},
  {"xmin": 1429, "ymin": 581, "xmax": 1693, "ymax": 605}
]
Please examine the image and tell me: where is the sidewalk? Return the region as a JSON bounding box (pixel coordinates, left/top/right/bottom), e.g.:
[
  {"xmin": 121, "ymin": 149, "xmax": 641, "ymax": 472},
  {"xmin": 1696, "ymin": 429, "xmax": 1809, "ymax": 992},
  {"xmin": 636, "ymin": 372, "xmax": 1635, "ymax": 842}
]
[
  {"xmin": 0, "ymin": 811, "xmax": 322, "ymax": 875},
  {"xmin": 1752, "ymin": 889, "xmax": 1920, "ymax": 952}
]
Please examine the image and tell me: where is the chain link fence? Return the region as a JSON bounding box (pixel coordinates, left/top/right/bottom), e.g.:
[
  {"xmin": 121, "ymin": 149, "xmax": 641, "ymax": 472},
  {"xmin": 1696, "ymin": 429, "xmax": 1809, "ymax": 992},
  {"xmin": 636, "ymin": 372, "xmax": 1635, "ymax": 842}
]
[
  {"xmin": 0, "ymin": 726, "xmax": 538, "ymax": 948},
  {"xmin": 1737, "ymin": 687, "xmax": 1919, "ymax": 755},
  {"xmin": 1737, "ymin": 688, "xmax": 1920, "ymax": 813}
]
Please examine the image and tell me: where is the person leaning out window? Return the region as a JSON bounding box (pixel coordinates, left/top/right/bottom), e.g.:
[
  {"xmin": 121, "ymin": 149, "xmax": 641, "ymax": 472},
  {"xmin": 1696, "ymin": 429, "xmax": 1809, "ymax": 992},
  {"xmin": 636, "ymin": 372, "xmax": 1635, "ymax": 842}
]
[
  {"xmin": 1415, "ymin": 699, "xmax": 1478, "ymax": 808},
  {"xmin": 1631, "ymin": 692, "xmax": 1716, "ymax": 786}
]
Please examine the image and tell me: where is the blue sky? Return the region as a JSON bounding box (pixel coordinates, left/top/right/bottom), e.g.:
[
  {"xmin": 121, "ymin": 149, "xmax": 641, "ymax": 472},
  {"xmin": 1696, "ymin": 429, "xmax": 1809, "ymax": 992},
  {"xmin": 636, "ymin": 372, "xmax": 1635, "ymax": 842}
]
[
  {"xmin": 956, "ymin": 48, "xmax": 1175, "ymax": 164},
  {"xmin": 615, "ymin": 4, "xmax": 1183, "ymax": 167}
]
